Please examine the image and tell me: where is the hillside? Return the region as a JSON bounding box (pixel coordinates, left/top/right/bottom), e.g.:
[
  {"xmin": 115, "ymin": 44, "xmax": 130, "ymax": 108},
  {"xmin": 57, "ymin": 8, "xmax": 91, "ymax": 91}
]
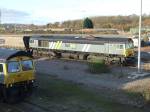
[{"xmin": 47, "ymin": 14, "xmax": 150, "ymax": 31}]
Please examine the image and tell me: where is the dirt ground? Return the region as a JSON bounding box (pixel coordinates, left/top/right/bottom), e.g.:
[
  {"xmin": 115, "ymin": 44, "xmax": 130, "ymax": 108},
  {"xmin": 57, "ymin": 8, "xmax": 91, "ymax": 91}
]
[
  {"xmin": 35, "ymin": 59, "xmax": 150, "ymax": 103},
  {"xmin": 0, "ymin": 73, "xmax": 146, "ymax": 112},
  {"xmin": 0, "ymin": 59, "xmax": 150, "ymax": 112}
]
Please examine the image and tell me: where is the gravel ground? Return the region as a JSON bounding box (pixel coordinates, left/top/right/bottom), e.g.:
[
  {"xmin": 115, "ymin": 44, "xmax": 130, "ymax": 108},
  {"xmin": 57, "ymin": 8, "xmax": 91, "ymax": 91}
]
[
  {"xmin": 35, "ymin": 59, "xmax": 137, "ymax": 90},
  {"xmin": 35, "ymin": 59, "xmax": 150, "ymax": 107},
  {"xmin": 0, "ymin": 59, "xmax": 149, "ymax": 112}
]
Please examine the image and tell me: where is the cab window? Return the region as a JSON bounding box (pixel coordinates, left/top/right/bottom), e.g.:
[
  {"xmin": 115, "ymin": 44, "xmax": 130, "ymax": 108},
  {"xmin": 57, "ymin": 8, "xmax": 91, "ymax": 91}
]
[
  {"xmin": 117, "ymin": 44, "xmax": 124, "ymax": 49},
  {"xmin": 120, "ymin": 45, "xmax": 123, "ymax": 49},
  {"xmin": 30, "ymin": 40, "xmax": 34, "ymax": 43},
  {"xmin": 0, "ymin": 64, "xmax": 3, "ymax": 73},
  {"xmin": 21, "ymin": 60, "xmax": 33, "ymax": 71},
  {"xmin": 8, "ymin": 61, "xmax": 20, "ymax": 73},
  {"xmin": 126, "ymin": 42, "xmax": 134, "ymax": 49}
]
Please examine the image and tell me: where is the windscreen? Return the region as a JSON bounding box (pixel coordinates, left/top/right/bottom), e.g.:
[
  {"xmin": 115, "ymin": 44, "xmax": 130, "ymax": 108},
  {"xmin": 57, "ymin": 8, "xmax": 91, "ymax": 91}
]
[
  {"xmin": 21, "ymin": 60, "xmax": 33, "ymax": 71},
  {"xmin": 8, "ymin": 61, "xmax": 20, "ymax": 73}
]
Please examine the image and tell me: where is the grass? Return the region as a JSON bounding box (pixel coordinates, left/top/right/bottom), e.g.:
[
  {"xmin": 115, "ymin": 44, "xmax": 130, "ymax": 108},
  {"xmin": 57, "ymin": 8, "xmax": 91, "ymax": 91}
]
[
  {"xmin": 142, "ymin": 90, "xmax": 150, "ymax": 102},
  {"xmin": 28, "ymin": 74, "xmax": 146, "ymax": 112},
  {"xmin": 88, "ymin": 59, "xmax": 110, "ymax": 74},
  {"xmin": 123, "ymin": 78, "xmax": 150, "ymax": 104},
  {"xmin": 126, "ymin": 89, "xmax": 150, "ymax": 104}
]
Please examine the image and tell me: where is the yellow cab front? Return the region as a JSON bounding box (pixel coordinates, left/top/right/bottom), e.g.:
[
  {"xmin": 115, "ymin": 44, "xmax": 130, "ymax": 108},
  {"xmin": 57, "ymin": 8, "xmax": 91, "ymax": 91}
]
[{"xmin": 4, "ymin": 56, "xmax": 35, "ymax": 87}]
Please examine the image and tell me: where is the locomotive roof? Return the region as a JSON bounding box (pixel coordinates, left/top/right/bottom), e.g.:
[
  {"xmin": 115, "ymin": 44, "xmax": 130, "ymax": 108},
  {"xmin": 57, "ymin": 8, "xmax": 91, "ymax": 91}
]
[
  {"xmin": 0, "ymin": 48, "xmax": 32, "ymax": 62},
  {"xmin": 30, "ymin": 35, "xmax": 132, "ymax": 44}
]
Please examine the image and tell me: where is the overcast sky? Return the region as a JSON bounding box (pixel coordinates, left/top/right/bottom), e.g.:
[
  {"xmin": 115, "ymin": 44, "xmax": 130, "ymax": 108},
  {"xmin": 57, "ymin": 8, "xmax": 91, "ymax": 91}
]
[{"xmin": 0, "ymin": 0, "xmax": 150, "ymax": 25}]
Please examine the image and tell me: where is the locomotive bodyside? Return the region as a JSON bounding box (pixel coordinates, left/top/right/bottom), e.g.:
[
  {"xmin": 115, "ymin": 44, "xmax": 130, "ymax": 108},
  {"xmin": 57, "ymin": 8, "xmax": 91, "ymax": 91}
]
[{"xmin": 29, "ymin": 36, "xmax": 134, "ymax": 59}]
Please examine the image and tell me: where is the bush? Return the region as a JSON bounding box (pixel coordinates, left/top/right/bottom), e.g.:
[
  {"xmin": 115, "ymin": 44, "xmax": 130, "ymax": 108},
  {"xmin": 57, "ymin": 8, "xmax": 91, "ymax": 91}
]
[
  {"xmin": 83, "ymin": 18, "xmax": 94, "ymax": 29},
  {"xmin": 88, "ymin": 60, "xmax": 110, "ymax": 74}
]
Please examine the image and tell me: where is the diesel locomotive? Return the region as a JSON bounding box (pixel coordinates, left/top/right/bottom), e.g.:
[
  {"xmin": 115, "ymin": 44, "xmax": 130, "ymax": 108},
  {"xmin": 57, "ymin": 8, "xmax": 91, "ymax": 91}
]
[
  {"xmin": 28, "ymin": 35, "xmax": 135, "ymax": 64},
  {"xmin": 0, "ymin": 48, "xmax": 35, "ymax": 103}
]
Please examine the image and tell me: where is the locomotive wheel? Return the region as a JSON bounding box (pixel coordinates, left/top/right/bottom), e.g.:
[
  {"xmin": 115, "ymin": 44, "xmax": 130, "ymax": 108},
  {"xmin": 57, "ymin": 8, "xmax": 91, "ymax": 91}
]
[
  {"xmin": 17, "ymin": 84, "xmax": 33, "ymax": 100},
  {"xmin": 0, "ymin": 89, "xmax": 3, "ymax": 102},
  {"xmin": 54, "ymin": 52, "xmax": 62, "ymax": 58},
  {"xmin": 83, "ymin": 54, "xmax": 89, "ymax": 60},
  {"xmin": 2, "ymin": 84, "xmax": 33, "ymax": 104},
  {"xmin": 24, "ymin": 83, "xmax": 33, "ymax": 97},
  {"xmin": 3, "ymin": 87, "xmax": 21, "ymax": 104}
]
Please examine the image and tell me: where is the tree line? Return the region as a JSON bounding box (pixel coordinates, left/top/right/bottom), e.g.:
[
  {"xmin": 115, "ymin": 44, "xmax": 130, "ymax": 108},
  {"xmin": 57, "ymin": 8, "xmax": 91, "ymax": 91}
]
[{"xmin": 47, "ymin": 14, "xmax": 150, "ymax": 31}]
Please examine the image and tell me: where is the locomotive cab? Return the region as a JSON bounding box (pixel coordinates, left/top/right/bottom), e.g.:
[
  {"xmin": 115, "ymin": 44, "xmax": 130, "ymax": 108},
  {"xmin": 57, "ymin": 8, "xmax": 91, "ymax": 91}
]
[
  {"xmin": 124, "ymin": 39, "xmax": 134, "ymax": 57},
  {"xmin": 0, "ymin": 48, "xmax": 35, "ymax": 103}
]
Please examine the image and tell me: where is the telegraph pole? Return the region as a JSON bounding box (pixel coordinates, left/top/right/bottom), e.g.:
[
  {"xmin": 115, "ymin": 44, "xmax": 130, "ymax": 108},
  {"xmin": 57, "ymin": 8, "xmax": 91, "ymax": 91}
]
[
  {"xmin": 0, "ymin": 9, "xmax": 1, "ymax": 25},
  {"xmin": 137, "ymin": 0, "xmax": 142, "ymax": 73}
]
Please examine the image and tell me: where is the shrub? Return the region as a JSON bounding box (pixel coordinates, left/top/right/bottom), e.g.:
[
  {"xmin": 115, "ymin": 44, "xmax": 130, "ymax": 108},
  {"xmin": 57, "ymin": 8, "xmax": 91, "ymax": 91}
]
[{"xmin": 88, "ymin": 59, "xmax": 110, "ymax": 74}]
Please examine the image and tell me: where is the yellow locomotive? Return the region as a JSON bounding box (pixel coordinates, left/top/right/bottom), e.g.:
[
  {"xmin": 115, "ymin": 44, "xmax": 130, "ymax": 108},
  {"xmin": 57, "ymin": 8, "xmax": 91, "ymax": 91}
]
[{"xmin": 0, "ymin": 48, "xmax": 35, "ymax": 103}]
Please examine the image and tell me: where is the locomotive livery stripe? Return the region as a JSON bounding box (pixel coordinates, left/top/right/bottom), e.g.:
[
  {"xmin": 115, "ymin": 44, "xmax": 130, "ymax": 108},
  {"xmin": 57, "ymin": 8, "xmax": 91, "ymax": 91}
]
[
  {"xmin": 49, "ymin": 42, "xmax": 54, "ymax": 49},
  {"xmin": 49, "ymin": 41, "xmax": 63, "ymax": 49},
  {"xmin": 82, "ymin": 44, "xmax": 88, "ymax": 52},
  {"xmin": 57, "ymin": 41, "xmax": 62, "ymax": 49},
  {"xmin": 54, "ymin": 41, "xmax": 60, "ymax": 49},
  {"xmin": 85, "ymin": 44, "xmax": 91, "ymax": 52},
  {"xmin": 82, "ymin": 44, "xmax": 90, "ymax": 52},
  {"xmin": 51, "ymin": 42, "xmax": 56, "ymax": 49}
]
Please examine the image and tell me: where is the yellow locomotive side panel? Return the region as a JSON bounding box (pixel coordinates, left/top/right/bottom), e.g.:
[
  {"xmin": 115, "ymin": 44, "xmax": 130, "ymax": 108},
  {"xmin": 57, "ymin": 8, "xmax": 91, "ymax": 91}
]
[{"xmin": 4, "ymin": 56, "xmax": 35, "ymax": 86}]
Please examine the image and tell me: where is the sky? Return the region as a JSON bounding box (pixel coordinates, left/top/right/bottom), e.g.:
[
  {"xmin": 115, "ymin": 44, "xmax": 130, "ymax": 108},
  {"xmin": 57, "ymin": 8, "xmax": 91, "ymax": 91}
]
[{"xmin": 0, "ymin": 0, "xmax": 150, "ymax": 25}]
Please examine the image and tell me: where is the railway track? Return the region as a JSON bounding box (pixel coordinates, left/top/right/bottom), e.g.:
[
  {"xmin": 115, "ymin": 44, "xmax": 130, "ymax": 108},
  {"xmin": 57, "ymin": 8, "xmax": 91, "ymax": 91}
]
[
  {"xmin": 34, "ymin": 55, "xmax": 128, "ymax": 67},
  {"xmin": 0, "ymin": 100, "xmax": 52, "ymax": 112},
  {"xmin": 20, "ymin": 100, "xmax": 51, "ymax": 112}
]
